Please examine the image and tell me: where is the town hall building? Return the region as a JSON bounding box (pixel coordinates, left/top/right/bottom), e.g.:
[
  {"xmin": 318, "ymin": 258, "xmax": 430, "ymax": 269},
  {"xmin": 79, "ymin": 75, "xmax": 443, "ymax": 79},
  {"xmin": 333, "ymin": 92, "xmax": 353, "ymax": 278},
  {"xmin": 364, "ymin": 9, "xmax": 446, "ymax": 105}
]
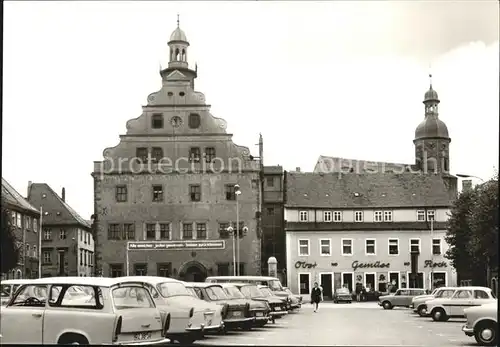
[{"xmin": 92, "ymin": 20, "xmax": 262, "ymax": 281}]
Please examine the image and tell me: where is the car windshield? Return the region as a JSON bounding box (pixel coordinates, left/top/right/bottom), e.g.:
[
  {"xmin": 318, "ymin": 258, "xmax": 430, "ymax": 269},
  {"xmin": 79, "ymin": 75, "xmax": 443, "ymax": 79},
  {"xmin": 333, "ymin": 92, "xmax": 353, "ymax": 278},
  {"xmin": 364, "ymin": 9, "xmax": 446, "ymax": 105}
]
[
  {"xmin": 112, "ymin": 286, "xmax": 154, "ymax": 309},
  {"xmin": 205, "ymin": 286, "xmax": 228, "ymax": 300},
  {"xmin": 157, "ymin": 282, "xmax": 190, "ymax": 298},
  {"xmin": 186, "ymin": 287, "xmax": 197, "ymax": 297},
  {"xmin": 259, "ymin": 287, "xmax": 273, "ymax": 297},
  {"xmin": 224, "ymin": 286, "xmax": 246, "ymax": 299},
  {"xmin": 240, "ymin": 285, "xmax": 263, "ymax": 298},
  {"xmin": 267, "ymin": 280, "xmax": 283, "ymax": 291},
  {"xmin": 0, "ymin": 285, "xmax": 11, "ymax": 297},
  {"xmin": 337, "ymin": 288, "xmax": 350, "ymax": 294}
]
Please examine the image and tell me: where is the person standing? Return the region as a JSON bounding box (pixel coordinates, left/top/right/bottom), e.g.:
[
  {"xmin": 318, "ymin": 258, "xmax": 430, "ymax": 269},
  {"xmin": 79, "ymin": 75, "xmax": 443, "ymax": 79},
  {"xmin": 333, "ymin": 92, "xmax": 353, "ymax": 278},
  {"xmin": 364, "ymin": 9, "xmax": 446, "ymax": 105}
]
[{"xmin": 311, "ymin": 282, "xmax": 322, "ymax": 312}]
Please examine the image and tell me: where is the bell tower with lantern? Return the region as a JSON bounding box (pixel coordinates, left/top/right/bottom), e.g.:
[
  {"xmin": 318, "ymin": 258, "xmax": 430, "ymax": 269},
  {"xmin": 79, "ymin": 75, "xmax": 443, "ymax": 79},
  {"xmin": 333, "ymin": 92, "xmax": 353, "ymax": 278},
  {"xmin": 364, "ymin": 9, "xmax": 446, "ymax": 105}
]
[{"xmin": 413, "ymin": 75, "xmax": 451, "ymax": 174}]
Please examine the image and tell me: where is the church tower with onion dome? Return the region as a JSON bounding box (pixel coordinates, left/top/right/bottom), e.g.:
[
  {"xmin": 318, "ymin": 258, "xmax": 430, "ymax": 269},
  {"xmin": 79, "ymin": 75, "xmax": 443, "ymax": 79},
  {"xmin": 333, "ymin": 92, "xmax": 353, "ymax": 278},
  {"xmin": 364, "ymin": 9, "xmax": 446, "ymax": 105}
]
[{"xmin": 413, "ymin": 76, "xmax": 451, "ymax": 174}]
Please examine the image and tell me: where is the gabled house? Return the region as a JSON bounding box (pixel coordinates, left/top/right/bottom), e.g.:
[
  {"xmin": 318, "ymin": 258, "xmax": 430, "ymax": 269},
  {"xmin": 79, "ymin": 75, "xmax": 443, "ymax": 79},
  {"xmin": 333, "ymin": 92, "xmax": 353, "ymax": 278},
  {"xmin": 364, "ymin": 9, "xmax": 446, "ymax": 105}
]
[
  {"xmin": 2, "ymin": 178, "xmax": 41, "ymax": 279},
  {"xmin": 27, "ymin": 183, "xmax": 94, "ymax": 277}
]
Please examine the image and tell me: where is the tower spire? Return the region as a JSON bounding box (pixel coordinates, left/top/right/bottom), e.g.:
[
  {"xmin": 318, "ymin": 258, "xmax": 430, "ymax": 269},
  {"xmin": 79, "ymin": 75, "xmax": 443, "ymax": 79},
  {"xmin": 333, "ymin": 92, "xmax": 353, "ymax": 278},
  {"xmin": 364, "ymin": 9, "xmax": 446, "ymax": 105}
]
[{"xmin": 177, "ymin": 13, "xmax": 180, "ymax": 28}]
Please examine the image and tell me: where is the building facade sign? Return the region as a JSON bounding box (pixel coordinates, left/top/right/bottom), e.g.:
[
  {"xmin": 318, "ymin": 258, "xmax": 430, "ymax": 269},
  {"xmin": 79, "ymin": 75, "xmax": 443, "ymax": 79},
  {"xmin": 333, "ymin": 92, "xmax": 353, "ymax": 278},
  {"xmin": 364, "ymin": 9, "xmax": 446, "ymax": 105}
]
[
  {"xmin": 127, "ymin": 240, "xmax": 225, "ymax": 251},
  {"xmin": 424, "ymin": 260, "xmax": 447, "ymax": 268},
  {"xmin": 351, "ymin": 260, "xmax": 390, "ymax": 271},
  {"xmin": 295, "ymin": 261, "xmax": 318, "ymax": 269}
]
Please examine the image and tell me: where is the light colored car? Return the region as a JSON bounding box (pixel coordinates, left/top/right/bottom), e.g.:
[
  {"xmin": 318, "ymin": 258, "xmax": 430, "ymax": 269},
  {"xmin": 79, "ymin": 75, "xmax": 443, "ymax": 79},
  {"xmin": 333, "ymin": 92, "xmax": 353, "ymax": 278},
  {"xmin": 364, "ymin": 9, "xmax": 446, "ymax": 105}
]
[
  {"xmin": 186, "ymin": 282, "xmax": 254, "ymax": 331},
  {"xmin": 221, "ymin": 283, "xmax": 270, "ymax": 328},
  {"xmin": 463, "ymin": 302, "xmax": 497, "ymax": 346},
  {"xmin": 205, "ymin": 276, "xmax": 293, "ymax": 310},
  {"xmin": 283, "ymin": 287, "xmax": 302, "ymax": 309},
  {"xmin": 0, "ymin": 280, "xmax": 33, "ymax": 306},
  {"xmin": 427, "ymin": 286, "xmax": 497, "ymax": 322},
  {"xmin": 122, "ymin": 276, "xmax": 223, "ymax": 344},
  {"xmin": 378, "ymin": 288, "xmax": 426, "ymax": 309},
  {"xmin": 411, "ymin": 287, "xmax": 456, "ymax": 317},
  {"xmin": 0, "ymin": 276, "xmax": 170, "ymax": 345}
]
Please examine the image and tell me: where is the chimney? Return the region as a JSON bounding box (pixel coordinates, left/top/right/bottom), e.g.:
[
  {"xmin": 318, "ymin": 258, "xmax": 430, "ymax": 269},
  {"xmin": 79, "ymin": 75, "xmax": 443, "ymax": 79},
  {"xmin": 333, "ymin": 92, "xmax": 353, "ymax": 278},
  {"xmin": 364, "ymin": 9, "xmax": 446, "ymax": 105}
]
[
  {"xmin": 462, "ymin": 179, "xmax": 472, "ymax": 192},
  {"xmin": 295, "ymin": 167, "xmax": 301, "ymax": 172},
  {"xmin": 62, "ymin": 187, "xmax": 66, "ymax": 202},
  {"xmin": 27, "ymin": 181, "xmax": 32, "ymax": 197}
]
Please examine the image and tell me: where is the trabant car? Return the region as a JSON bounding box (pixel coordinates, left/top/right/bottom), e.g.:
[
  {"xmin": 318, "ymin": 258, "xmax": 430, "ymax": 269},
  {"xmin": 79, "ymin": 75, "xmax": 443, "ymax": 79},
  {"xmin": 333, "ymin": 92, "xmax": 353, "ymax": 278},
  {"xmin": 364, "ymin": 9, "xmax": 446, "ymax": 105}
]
[
  {"xmin": 229, "ymin": 283, "xmax": 287, "ymax": 323},
  {"xmin": 283, "ymin": 287, "xmax": 302, "ymax": 309},
  {"xmin": 186, "ymin": 282, "xmax": 254, "ymax": 331},
  {"xmin": 1, "ymin": 279, "xmax": 32, "ymax": 306},
  {"xmin": 333, "ymin": 288, "xmax": 352, "ymax": 304},
  {"xmin": 426, "ymin": 286, "xmax": 497, "ymax": 322},
  {"xmin": 0, "ymin": 276, "xmax": 170, "ymax": 345},
  {"xmin": 221, "ymin": 283, "xmax": 270, "ymax": 327},
  {"xmin": 205, "ymin": 276, "xmax": 292, "ymax": 310},
  {"xmin": 411, "ymin": 287, "xmax": 456, "ymax": 317},
  {"xmin": 378, "ymin": 288, "xmax": 426, "ymax": 309},
  {"xmin": 121, "ymin": 276, "xmax": 223, "ymax": 344},
  {"xmin": 257, "ymin": 285, "xmax": 289, "ymax": 310},
  {"xmin": 463, "ymin": 301, "xmax": 497, "ymax": 346}
]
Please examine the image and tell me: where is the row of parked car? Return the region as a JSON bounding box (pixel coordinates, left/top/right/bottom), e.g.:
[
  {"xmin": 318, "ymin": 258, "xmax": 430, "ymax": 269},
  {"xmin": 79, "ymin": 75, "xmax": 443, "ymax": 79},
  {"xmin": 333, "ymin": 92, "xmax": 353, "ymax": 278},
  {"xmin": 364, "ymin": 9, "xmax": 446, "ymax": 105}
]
[
  {"xmin": 377, "ymin": 286, "xmax": 498, "ymax": 346},
  {"xmin": 0, "ymin": 275, "xmax": 301, "ymax": 345}
]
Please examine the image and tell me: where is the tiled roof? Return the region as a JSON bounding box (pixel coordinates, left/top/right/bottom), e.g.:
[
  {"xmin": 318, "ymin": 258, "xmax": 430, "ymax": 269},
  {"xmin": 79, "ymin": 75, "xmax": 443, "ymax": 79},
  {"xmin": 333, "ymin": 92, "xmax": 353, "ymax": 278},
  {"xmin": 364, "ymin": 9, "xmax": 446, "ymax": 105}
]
[
  {"xmin": 27, "ymin": 183, "xmax": 91, "ymax": 229},
  {"xmin": 314, "ymin": 155, "xmax": 414, "ymax": 174},
  {"xmin": 1, "ymin": 178, "xmax": 40, "ymax": 214},
  {"xmin": 285, "ymin": 172, "xmax": 456, "ymax": 208}
]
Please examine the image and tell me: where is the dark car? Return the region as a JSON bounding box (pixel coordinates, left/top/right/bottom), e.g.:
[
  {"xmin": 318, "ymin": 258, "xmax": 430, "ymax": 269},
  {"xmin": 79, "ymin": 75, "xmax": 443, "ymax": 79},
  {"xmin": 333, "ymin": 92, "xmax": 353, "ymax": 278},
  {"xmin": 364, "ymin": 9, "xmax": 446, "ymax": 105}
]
[
  {"xmin": 229, "ymin": 283, "xmax": 287, "ymax": 324},
  {"xmin": 333, "ymin": 288, "xmax": 352, "ymax": 304},
  {"xmin": 257, "ymin": 285, "xmax": 290, "ymax": 312},
  {"xmin": 221, "ymin": 283, "xmax": 270, "ymax": 328},
  {"xmin": 185, "ymin": 282, "xmax": 254, "ymax": 331}
]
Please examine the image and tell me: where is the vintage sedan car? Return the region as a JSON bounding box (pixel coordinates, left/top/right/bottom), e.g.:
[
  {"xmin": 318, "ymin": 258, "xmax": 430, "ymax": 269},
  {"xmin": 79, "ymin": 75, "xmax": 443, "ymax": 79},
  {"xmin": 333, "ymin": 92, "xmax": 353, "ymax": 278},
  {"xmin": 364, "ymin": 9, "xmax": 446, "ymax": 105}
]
[
  {"xmin": 0, "ymin": 276, "xmax": 170, "ymax": 345},
  {"xmin": 185, "ymin": 282, "xmax": 254, "ymax": 331},
  {"xmin": 121, "ymin": 276, "xmax": 223, "ymax": 344},
  {"xmin": 1, "ymin": 279, "xmax": 32, "ymax": 306},
  {"xmin": 378, "ymin": 288, "xmax": 426, "ymax": 310},
  {"xmin": 230, "ymin": 283, "xmax": 287, "ymax": 323},
  {"xmin": 206, "ymin": 276, "xmax": 293, "ymax": 310},
  {"xmin": 221, "ymin": 283, "xmax": 270, "ymax": 327},
  {"xmin": 411, "ymin": 287, "xmax": 456, "ymax": 317},
  {"xmin": 257, "ymin": 285, "xmax": 290, "ymax": 311},
  {"xmin": 283, "ymin": 287, "xmax": 302, "ymax": 309},
  {"xmin": 427, "ymin": 286, "xmax": 497, "ymax": 322},
  {"xmin": 463, "ymin": 301, "xmax": 497, "ymax": 346},
  {"xmin": 333, "ymin": 288, "xmax": 352, "ymax": 304}
]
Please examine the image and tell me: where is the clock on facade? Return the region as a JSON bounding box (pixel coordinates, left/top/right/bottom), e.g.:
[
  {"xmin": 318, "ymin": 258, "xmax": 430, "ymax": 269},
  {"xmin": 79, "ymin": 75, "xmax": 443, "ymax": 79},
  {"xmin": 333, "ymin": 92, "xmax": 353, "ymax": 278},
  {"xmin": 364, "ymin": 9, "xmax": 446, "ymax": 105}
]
[{"xmin": 170, "ymin": 116, "xmax": 183, "ymax": 128}]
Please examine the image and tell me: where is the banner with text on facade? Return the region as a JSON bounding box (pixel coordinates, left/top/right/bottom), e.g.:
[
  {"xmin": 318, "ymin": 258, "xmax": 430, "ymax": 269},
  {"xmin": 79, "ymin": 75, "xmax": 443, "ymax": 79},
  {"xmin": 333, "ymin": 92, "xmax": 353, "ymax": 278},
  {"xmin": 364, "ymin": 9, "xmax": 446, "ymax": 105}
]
[{"xmin": 127, "ymin": 240, "xmax": 225, "ymax": 251}]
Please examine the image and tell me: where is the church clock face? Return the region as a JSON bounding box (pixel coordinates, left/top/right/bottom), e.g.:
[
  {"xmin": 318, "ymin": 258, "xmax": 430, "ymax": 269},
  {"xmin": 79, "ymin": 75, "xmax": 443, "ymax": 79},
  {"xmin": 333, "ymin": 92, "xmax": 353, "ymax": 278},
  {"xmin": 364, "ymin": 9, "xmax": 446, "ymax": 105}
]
[{"xmin": 170, "ymin": 116, "xmax": 183, "ymax": 128}]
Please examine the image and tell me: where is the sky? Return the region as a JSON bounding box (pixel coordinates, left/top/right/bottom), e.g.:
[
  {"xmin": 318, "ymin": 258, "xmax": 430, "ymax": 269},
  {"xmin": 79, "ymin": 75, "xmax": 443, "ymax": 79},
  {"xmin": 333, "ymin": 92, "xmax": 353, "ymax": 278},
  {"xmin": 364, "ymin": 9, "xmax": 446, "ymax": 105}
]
[{"xmin": 3, "ymin": 1, "xmax": 499, "ymax": 219}]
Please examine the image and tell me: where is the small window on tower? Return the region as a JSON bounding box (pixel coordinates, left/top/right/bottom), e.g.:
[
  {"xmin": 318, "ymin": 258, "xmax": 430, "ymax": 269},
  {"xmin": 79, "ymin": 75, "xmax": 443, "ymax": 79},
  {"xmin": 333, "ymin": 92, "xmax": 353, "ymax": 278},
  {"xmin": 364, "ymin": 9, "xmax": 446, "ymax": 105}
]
[
  {"xmin": 152, "ymin": 114, "xmax": 164, "ymax": 129},
  {"xmin": 188, "ymin": 114, "xmax": 201, "ymax": 129}
]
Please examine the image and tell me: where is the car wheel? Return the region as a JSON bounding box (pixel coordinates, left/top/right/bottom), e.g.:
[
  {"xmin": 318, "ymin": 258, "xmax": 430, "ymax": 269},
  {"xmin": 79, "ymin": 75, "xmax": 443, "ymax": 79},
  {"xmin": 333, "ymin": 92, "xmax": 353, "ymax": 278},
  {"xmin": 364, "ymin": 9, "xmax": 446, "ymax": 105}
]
[
  {"xmin": 382, "ymin": 301, "xmax": 393, "ymax": 310},
  {"xmin": 431, "ymin": 308, "xmax": 447, "ymax": 322},
  {"xmin": 58, "ymin": 334, "xmax": 89, "ymax": 345},
  {"xmin": 474, "ymin": 321, "xmax": 497, "ymax": 346},
  {"xmin": 417, "ymin": 305, "xmax": 427, "ymax": 317}
]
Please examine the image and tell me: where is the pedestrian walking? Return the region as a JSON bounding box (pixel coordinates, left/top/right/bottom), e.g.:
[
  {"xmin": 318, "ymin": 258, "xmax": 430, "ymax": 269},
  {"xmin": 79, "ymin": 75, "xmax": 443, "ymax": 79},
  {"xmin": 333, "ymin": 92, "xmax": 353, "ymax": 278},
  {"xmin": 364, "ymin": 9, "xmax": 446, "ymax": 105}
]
[
  {"xmin": 355, "ymin": 283, "xmax": 362, "ymax": 302},
  {"xmin": 310, "ymin": 282, "xmax": 322, "ymax": 312}
]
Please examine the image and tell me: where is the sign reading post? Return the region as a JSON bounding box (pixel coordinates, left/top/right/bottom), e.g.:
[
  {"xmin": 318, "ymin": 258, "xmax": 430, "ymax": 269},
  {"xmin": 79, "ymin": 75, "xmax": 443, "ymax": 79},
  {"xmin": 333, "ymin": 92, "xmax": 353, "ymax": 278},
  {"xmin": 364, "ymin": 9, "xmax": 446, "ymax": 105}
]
[{"xmin": 127, "ymin": 240, "xmax": 225, "ymax": 251}]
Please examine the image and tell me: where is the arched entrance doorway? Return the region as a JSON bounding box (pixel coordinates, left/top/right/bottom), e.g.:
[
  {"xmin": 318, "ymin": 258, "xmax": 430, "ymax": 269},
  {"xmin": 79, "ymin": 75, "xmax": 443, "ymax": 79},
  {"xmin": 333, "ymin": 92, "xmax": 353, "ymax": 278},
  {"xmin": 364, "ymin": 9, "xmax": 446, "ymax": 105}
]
[{"xmin": 180, "ymin": 261, "xmax": 208, "ymax": 283}]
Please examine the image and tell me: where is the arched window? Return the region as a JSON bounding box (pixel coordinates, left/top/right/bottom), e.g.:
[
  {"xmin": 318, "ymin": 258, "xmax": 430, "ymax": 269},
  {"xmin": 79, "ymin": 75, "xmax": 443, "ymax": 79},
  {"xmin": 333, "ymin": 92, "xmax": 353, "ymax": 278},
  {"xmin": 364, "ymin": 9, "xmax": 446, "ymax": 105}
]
[
  {"xmin": 175, "ymin": 48, "xmax": 180, "ymax": 61},
  {"xmin": 182, "ymin": 49, "xmax": 186, "ymax": 61},
  {"xmin": 16, "ymin": 269, "xmax": 22, "ymax": 279}
]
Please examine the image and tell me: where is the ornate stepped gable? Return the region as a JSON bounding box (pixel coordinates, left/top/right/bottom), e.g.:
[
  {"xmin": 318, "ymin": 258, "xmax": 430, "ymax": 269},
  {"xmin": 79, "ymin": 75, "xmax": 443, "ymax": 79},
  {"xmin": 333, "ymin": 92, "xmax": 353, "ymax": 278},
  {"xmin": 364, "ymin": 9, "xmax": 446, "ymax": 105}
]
[{"xmin": 97, "ymin": 22, "xmax": 257, "ymax": 174}]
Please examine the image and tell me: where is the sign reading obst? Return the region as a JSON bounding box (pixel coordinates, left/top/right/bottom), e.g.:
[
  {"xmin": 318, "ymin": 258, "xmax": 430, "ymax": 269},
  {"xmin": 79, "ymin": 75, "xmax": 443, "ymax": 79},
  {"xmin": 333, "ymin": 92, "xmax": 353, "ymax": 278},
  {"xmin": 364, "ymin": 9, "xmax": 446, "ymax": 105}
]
[{"xmin": 127, "ymin": 240, "xmax": 225, "ymax": 251}]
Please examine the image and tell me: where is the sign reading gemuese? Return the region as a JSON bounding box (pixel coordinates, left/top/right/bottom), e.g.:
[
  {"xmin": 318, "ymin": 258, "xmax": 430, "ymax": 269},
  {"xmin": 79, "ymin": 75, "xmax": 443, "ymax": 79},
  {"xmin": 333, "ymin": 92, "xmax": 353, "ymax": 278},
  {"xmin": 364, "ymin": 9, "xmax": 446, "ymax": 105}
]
[{"xmin": 127, "ymin": 240, "xmax": 225, "ymax": 251}]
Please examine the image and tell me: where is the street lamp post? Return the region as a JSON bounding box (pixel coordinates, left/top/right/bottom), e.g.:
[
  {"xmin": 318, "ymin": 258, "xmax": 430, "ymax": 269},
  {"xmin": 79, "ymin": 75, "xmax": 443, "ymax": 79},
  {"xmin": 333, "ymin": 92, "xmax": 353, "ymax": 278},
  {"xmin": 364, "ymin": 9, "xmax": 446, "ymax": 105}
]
[
  {"xmin": 38, "ymin": 206, "xmax": 43, "ymax": 278},
  {"xmin": 227, "ymin": 226, "xmax": 236, "ymax": 276},
  {"xmin": 235, "ymin": 184, "xmax": 241, "ymax": 276}
]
